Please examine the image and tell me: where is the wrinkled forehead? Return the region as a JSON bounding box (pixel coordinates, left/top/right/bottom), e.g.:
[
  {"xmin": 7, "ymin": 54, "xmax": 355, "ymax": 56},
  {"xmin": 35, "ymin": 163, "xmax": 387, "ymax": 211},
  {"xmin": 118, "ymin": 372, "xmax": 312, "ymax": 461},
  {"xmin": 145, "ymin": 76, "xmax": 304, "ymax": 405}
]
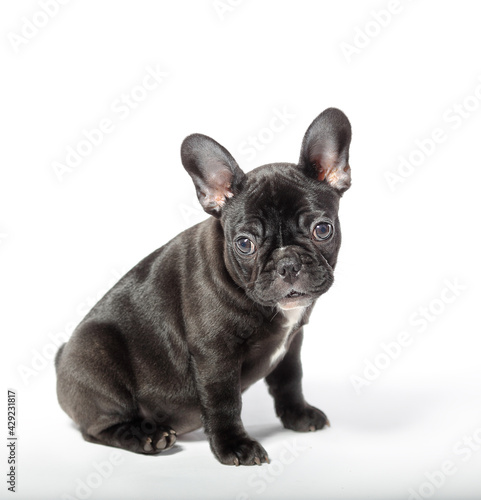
[{"xmin": 224, "ymin": 165, "xmax": 340, "ymax": 235}]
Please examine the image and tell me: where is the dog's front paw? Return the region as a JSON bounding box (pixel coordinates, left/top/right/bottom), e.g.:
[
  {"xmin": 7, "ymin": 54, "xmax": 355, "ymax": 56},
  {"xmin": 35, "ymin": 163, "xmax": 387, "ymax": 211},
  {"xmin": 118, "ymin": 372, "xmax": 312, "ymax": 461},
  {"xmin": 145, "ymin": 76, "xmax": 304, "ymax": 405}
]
[
  {"xmin": 210, "ymin": 434, "xmax": 269, "ymax": 466},
  {"xmin": 278, "ymin": 403, "xmax": 330, "ymax": 432}
]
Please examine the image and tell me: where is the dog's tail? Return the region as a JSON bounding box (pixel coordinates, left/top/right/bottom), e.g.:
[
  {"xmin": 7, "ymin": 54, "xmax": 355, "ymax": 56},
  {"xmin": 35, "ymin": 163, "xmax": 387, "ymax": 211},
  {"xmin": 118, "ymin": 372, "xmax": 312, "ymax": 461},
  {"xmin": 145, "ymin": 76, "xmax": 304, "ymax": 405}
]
[{"xmin": 54, "ymin": 343, "xmax": 66, "ymax": 370}]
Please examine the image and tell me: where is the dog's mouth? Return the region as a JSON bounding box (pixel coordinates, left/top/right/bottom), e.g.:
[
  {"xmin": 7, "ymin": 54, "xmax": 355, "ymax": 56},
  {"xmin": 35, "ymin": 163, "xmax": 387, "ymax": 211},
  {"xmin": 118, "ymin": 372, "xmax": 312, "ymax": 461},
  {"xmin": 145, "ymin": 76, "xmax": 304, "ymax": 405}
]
[
  {"xmin": 285, "ymin": 290, "xmax": 307, "ymax": 299},
  {"xmin": 278, "ymin": 289, "xmax": 312, "ymax": 310}
]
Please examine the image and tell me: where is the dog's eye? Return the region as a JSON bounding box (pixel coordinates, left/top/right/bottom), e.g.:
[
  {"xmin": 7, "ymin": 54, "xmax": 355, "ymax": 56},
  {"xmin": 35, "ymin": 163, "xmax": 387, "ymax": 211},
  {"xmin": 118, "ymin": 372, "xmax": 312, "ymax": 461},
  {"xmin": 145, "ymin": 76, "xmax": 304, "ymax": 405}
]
[
  {"xmin": 313, "ymin": 223, "xmax": 333, "ymax": 241},
  {"xmin": 235, "ymin": 237, "xmax": 256, "ymax": 255}
]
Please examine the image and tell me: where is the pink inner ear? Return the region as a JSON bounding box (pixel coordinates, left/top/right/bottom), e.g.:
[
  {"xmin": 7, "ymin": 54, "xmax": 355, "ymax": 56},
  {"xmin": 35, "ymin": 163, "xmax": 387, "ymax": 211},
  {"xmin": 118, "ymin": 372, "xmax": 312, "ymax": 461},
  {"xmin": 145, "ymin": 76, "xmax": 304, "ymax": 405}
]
[
  {"xmin": 312, "ymin": 154, "xmax": 335, "ymax": 182},
  {"xmin": 201, "ymin": 166, "xmax": 234, "ymax": 211},
  {"xmin": 212, "ymin": 168, "xmax": 233, "ymax": 198},
  {"xmin": 202, "ymin": 189, "xmax": 233, "ymax": 211},
  {"xmin": 313, "ymin": 155, "xmax": 351, "ymax": 190},
  {"xmin": 317, "ymin": 163, "xmax": 327, "ymax": 182}
]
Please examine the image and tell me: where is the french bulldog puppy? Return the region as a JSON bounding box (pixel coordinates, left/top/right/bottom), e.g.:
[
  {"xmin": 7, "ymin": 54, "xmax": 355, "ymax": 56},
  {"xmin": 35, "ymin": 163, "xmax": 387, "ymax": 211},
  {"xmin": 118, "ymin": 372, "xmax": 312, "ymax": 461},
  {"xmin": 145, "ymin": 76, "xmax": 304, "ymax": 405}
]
[{"xmin": 55, "ymin": 107, "xmax": 352, "ymax": 466}]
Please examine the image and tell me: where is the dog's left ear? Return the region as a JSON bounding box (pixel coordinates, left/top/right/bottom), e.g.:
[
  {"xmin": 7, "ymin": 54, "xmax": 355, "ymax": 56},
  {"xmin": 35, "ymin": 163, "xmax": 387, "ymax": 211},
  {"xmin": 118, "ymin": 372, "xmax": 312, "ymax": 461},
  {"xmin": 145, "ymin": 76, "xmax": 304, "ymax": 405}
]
[{"xmin": 298, "ymin": 108, "xmax": 352, "ymax": 193}]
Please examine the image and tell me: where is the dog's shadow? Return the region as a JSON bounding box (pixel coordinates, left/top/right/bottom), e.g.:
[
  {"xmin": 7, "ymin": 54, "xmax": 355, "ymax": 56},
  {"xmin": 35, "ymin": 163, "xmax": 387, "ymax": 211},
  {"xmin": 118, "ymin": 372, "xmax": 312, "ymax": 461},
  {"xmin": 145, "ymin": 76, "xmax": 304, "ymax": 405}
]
[{"xmin": 178, "ymin": 423, "xmax": 286, "ymax": 443}]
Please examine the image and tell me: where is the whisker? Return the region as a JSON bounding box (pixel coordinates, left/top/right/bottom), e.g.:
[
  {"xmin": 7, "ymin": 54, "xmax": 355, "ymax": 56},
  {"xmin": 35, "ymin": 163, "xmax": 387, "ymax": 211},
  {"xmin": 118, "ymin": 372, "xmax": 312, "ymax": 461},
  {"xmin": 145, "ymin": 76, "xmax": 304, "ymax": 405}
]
[{"xmin": 270, "ymin": 309, "xmax": 280, "ymax": 322}]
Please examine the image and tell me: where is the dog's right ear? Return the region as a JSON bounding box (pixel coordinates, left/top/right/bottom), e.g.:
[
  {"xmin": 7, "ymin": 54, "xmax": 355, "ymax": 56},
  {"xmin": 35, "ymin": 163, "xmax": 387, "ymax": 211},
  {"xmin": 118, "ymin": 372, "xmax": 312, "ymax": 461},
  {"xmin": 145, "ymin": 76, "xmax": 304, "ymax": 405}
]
[
  {"xmin": 298, "ymin": 108, "xmax": 352, "ymax": 194},
  {"xmin": 181, "ymin": 134, "xmax": 246, "ymax": 217}
]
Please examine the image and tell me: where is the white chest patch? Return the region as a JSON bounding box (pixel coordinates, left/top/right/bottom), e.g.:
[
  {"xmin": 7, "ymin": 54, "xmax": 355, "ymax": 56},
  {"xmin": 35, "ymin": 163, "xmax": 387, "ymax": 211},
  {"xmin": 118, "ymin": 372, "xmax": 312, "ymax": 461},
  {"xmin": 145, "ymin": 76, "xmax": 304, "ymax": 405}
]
[{"xmin": 269, "ymin": 307, "xmax": 306, "ymax": 367}]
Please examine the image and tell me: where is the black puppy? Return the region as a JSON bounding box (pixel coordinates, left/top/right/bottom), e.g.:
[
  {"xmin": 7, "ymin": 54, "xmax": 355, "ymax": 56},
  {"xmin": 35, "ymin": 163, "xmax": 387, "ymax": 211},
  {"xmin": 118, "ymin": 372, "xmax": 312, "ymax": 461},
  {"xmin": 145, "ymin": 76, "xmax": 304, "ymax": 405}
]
[{"xmin": 55, "ymin": 107, "xmax": 352, "ymax": 466}]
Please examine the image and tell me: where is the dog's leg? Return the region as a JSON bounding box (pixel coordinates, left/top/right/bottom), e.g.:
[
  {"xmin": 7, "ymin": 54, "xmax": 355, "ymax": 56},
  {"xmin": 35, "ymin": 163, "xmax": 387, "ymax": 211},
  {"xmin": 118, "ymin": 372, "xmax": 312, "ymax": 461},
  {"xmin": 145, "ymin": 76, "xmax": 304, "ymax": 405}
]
[
  {"xmin": 265, "ymin": 329, "xmax": 330, "ymax": 432},
  {"xmin": 191, "ymin": 351, "xmax": 269, "ymax": 466}
]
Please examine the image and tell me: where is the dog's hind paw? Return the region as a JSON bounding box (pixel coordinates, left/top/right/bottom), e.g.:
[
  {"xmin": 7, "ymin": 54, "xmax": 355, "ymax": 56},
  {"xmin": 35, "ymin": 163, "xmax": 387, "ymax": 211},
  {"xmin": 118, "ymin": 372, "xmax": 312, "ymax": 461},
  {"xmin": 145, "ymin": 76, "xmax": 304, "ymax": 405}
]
[{"xmin": 154, "ymin": 428, "xmax": 177, "ymax": 451}]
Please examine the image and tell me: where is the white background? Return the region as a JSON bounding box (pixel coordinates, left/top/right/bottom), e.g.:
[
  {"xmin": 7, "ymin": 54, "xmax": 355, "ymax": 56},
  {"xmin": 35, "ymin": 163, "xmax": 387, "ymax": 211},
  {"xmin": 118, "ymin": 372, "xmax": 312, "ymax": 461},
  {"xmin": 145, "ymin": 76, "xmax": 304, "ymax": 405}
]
[{"xmin": 1, "ymin": 1, "xmax": 481, "ymax": 499}]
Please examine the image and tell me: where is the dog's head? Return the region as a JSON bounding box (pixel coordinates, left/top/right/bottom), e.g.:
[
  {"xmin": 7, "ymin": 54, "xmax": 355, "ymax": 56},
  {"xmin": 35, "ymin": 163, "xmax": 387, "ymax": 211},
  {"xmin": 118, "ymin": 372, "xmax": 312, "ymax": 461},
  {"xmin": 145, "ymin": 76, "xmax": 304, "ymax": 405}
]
[{"xmin": 181, "ymin": 108, "xmax": 352, "ymax": 311}]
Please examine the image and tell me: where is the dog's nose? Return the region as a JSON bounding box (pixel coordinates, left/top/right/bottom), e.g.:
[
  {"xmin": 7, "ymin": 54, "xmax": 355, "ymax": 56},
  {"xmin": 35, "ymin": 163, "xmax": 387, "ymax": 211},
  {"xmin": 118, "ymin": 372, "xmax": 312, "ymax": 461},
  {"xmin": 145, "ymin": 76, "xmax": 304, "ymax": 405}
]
[{"xmin": 276, "ymin": 257, "xmax": 302, "ymax": 283}]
